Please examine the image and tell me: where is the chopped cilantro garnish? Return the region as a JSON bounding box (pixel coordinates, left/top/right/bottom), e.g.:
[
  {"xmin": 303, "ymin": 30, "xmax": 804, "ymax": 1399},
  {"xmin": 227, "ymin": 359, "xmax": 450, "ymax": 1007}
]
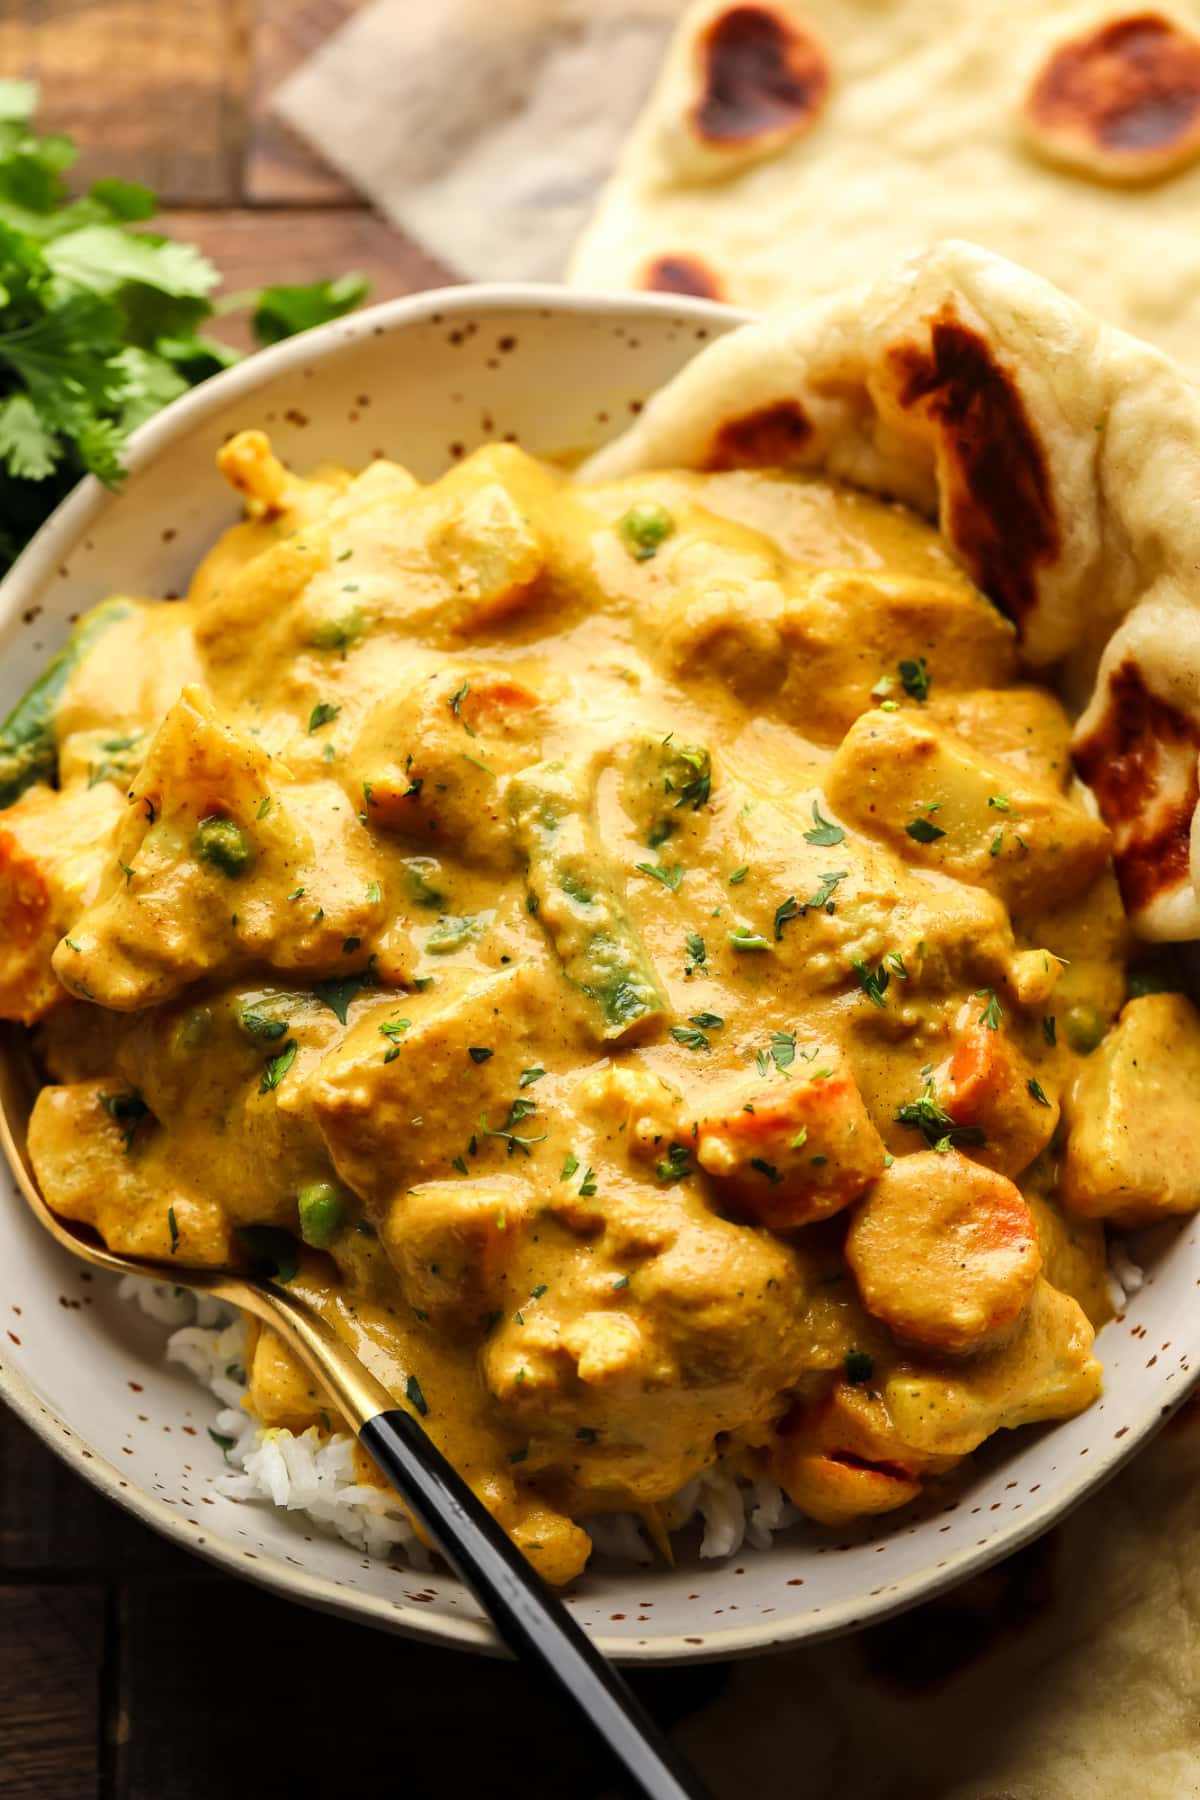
[
  {"xmin": 670, "ymin": 1023, "xmax": 711, "ymax": 1051},
  {"xmin": 308, "ymin": 701, "xmax": 340, "ymax": 733},
  {"xmin": 845, "ymin": 1349, "xmax": 874, "ymax": 1385},
  {"xmin": 895, "ymin": 1077, "xmax": 985, "ymax": 1151},
  {"xmin": 468, "ymin": 1046, "xmax": 493, "ymax": 1064},
  {"xmin": 804, "ymin": 802, "xmax": 845, "ymax": 847},
  {"xmin": 976, "ymin": 988, "xmax": 1003, "ymax": 1030},
  {"xmin": 728, "ymin": 928, "xmax": 771, "ymax": 951},
  {"xmin": 1027, "ymin": 1077, "xmax": 1053, "ymax": 1108},
  {"xmin": 850, "ymin": 958, "xmax": 890, "ymax": 1008},
  {"xmin": 898, "ymin": 658, "xmax": 930, "ymax": 701},
  {"xmin": 259, "ymin": 1040, "xmax": 298, "ymax": 1093},
  {"xmin": 906, "ymin": 817, "xmax": 946, "ymax": 843},
  {"xmin": 655, "ymin": 1143, "xmax": 694, "ymax": 1183},
  {"xmin": 635, "ymin": 860, "xmax": 684, "ymax": 890},
  {"xmin": 405, "ymin": 1374, "xmax": 429, "ymax": 1417},
  {"xmin": 750, "ymin": 1157, "xmax": 783, "ymax": 1184}
]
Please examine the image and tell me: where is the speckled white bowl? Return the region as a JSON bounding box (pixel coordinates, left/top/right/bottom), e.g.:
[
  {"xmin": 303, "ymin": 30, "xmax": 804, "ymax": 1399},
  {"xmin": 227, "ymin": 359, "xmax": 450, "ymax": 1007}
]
[{"xmin": 1, "ymin": 284, "xmax": 1197, "ymax": 1662}]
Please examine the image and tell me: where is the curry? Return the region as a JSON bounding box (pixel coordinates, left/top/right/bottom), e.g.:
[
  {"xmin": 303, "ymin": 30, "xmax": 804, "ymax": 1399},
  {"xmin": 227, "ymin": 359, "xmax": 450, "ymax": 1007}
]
[{"xmin": 4, "ymin": 428, "xmax": 1199, "ymax": 1585}]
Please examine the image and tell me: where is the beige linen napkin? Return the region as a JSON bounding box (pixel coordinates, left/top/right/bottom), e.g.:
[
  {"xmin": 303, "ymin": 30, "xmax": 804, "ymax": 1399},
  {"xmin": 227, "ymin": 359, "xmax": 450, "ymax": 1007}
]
[
  {"xmin": 275, "ymin": 0, "xmax": 686, "ymax": 283},
  {"xmin": 679, "ymin": 1402, "xmax": 1200, "ymax": 1799}
]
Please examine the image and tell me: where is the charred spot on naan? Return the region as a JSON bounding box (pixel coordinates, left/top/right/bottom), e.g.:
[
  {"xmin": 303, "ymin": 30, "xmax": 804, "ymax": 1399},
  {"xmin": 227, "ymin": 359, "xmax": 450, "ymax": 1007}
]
[
  {"xmin": 887, "ymin": 308, "xmax": 1059, "ymax": 638},
  {"xmin": 1023, "ymin": 11, "xmax": 1200, "ymax": 184},
  {"xmin": 691, "ymin": 3, "xmax": 830, "ymax": 151},
  {"xmin": 702, "ymin": 398, "xmax": 812, "ymax": 470},
  {"xmin": 1074, "ymin": 658, "xmax": 1200, "ymax": 919},
  {"xmin": 639, "ymin": 254, "xmax": 727, "ymax": 301}
]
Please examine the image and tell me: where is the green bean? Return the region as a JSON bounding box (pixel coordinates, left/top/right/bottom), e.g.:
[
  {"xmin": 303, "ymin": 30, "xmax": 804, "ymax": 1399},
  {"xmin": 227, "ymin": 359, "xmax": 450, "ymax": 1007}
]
[
  {"xmin": 0, "ymin": 595, "xmax": 133, "ymax": 808},
  {"xmin": 510, "ymin": 760, "xmax": 666, "ymax": 1042}
]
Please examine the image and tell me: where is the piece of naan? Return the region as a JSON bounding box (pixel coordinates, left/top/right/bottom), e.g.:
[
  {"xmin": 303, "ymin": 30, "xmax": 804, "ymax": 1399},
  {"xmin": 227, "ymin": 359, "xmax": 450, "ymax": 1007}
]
[
  {"xmin": 585, "ymin": 239, "xmax": 1200, "ymax": 940},
  {"xmin": 569, "ymin": 0, "xmax": 1200, "ymax": 378}
]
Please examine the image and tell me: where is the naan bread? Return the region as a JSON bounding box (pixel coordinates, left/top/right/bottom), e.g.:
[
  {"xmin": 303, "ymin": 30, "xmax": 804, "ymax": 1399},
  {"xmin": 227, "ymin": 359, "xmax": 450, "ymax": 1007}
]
[
  {"xmin": 584, "ymin": 240, "xmax": 1200, "ymax": 940},
  {"xmin": 568, "ymin": 0, "xmax": 1200, "ymax": 377}
]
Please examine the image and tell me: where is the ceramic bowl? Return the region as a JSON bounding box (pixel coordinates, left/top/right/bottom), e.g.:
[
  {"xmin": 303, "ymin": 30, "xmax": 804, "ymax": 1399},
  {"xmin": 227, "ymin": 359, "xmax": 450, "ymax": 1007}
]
[{"xmin": 1, "ymin": 284, "xmax": 1196, "ymax": 1663}]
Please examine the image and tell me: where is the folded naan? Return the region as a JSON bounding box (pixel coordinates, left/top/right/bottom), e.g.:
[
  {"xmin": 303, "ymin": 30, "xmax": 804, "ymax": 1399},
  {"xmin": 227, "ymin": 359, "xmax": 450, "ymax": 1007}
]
[
  {"xmin": 585, "ymin": 240, "xmax": 1200, "ymax": 939},
  {"xmin": 569, "ymin": 0, "xmax": 1200, "ymax": 377}
]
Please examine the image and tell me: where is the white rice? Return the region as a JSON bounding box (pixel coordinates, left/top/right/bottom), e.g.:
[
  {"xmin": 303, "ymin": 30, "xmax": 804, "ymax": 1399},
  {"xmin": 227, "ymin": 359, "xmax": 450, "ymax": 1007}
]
[
  {"xmin": 1106, "ymin": 1238, "xmax": 1145, "ymax": 1313},
  {"xmin": 118, "ymin": 1274, "xmax": 790, "ymax": 1568}
]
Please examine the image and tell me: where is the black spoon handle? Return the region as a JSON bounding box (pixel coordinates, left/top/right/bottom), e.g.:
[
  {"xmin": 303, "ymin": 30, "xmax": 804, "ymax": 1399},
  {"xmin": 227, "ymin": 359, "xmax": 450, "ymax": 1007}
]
[{"xmin": 358, "ymin": 1409, "xmax": 714, "ymax": 1800}]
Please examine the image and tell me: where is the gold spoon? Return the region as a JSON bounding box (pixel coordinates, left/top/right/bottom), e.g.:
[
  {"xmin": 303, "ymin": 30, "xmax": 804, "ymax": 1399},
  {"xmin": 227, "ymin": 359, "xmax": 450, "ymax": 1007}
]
[{"xmin": 0, "ymin": 1034, "xmax": 713, "ymax": 1800}]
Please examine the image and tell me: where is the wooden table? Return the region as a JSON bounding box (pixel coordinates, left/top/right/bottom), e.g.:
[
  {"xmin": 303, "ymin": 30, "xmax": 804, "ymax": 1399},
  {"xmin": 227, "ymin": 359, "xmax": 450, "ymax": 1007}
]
[{"xmin": 0, "ymin": 5, "xmax": 727, "ymax": 1793}]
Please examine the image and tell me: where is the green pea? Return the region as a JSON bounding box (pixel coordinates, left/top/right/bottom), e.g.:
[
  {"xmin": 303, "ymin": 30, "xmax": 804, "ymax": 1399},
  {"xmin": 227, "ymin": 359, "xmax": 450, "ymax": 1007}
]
[
  {"xmin": 194, "ymin": 815, "xmax": 255, "ymax": 877},
  {"xmin": 298, "ymin": 1182, "xmax": 346, "ymax": 1248},
  {"xmin": 1063, "ymin": 1003, "xmax": 1108, "ymax": 1056},
  {"xmin": 619, "ymin": 502, "xmax": 674, "ymax": 562},
  {"xmin": 310, "ymin": 607, "xmax": 364, "ymax": 657}
]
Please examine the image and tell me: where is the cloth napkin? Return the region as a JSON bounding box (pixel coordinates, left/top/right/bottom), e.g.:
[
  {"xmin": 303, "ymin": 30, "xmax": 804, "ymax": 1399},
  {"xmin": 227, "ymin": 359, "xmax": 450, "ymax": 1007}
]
[{"xmin": 276, "ymin": 0, "xmax": 686, "ymax": 284}]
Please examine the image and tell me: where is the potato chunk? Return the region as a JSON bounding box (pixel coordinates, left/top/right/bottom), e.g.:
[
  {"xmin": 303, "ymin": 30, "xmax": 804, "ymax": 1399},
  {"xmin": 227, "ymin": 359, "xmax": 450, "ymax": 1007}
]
[
  {"xmin": 1062, "ymin": 993, "xmax": 1200, "ymax": 1224},
  {"xmin": 54, "ymin": 686, "xmax": 384, "ymax": 1010},
  {"xmin": 28, "ymin": 1079, "xmax": 233, "ymax": 1264},
  {"xmin": 349, "ymin": 666, "xmax": 544, "ymax": 868},
  {"xmin": 384, "ymin": 1180, "xmax": 529, "ymax": 1336},
  {"xmin": 693, "ymin": 1056, "xmax": 886, "ymax": 1228},
  {"xmin": 774, "ymin": 567, "xmax": 1017, "ymax": 740},
  {"xmin": 825, "ymin": 709, "xmax": 1111, "ymax": 918},
  {"xmin": 942, "ymin": 1021, "xmax": 1059, "ymax": 1179},
  {"xmin": 846, "ymin": 1151, "xmax": 1041, "ymax": 1354},
  {"xmin": 885, "ymin": 1278, "xmax": 1101, "ymax": 1458},
  {"xmin": 302, "ymin": 966, "xmax": 545, "ymax": 1208},
  {"xmin": 926, "ymin": 685, "xmax": 1073, "ymax": 789},
  {"xmin": 0, "ymin": 782, "xmax": 122, "ymax": 1023}
]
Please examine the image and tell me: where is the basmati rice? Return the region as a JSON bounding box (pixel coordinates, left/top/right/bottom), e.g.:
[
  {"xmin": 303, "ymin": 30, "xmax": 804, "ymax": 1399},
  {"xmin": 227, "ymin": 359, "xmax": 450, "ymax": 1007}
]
[{"xmin": 120, "ymin": 1274, "xmax": 786, "ymax": 1568}]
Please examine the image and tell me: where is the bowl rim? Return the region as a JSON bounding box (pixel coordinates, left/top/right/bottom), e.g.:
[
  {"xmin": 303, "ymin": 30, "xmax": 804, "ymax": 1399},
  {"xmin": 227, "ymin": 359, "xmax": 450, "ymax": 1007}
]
[{"xmin": 0, "ymin": 277, "xmax": 1189, "ymax": 1663}]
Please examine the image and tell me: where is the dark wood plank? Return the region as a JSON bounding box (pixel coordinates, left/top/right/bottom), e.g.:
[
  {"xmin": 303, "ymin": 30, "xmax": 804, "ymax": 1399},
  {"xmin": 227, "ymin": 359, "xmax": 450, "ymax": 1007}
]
[
  {"xmin": 0, "ymin": 0, "xmax": 250, "ymax": 205},
  {"xmin": 161, "ymin": 206, "xmax": 459, "ymax": 352},
  {"xmin": 0, "ymin": 1585, "xmax": 105, "ymax": 1799},
  {"xmin": 113, "ymin": 1578, "xmax": 726, "ymax": 1799},
  {"xmin": 246, "ymin": 0, "xmax": 366, "ymax": 204},
  {"xmin": 0, "ymin": 1408, "xmax": 206, "ymax": 1578}
]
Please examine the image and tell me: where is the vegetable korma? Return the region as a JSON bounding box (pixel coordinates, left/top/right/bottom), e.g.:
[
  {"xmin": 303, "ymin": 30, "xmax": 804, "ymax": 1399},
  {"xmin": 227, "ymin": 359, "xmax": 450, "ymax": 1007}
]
[{"xmin": 6, "ymin": 428, "xmax": 1200, "ymax": 1583}]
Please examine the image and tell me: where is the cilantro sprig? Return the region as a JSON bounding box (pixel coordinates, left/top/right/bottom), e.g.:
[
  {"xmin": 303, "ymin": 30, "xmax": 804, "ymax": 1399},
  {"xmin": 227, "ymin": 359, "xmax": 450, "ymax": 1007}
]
[{"xmin": 0, "ymin": 82, "xmax": 367, "ymax": 571}]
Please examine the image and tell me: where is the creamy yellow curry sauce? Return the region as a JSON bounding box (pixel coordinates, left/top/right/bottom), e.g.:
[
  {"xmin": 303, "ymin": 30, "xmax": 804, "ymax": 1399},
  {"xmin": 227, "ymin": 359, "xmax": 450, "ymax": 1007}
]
[{"xmin": 5, "ymin": 429, "xmax": 1200, "ymax": 1585}]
